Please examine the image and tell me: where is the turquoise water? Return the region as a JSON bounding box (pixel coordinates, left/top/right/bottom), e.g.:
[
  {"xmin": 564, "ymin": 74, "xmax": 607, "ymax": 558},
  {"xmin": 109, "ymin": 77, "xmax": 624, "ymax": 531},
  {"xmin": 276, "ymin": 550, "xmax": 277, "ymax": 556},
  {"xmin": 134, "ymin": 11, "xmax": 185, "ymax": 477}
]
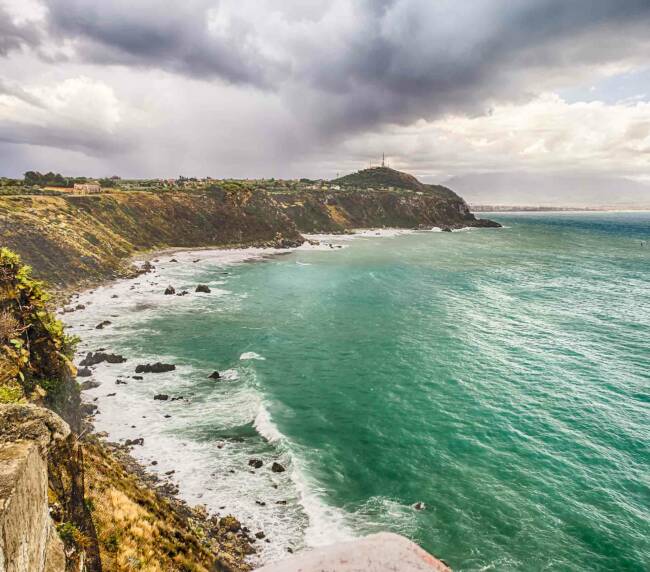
[{"xmin": 73, "ymin": 213, "xmax": 650, "ymax": 570}]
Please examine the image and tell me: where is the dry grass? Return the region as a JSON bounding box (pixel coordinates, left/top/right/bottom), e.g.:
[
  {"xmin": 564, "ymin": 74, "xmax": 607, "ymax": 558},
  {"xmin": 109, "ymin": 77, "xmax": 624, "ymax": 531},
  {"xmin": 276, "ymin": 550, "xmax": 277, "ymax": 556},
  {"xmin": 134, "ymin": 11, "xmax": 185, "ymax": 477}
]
[
  {"xmin": 82, "ymin": 439, "xmax": 252, "ymax": 572},
  {"xmin": 0, "ymin": 309, "xmax": 19, "ymax": 342}
]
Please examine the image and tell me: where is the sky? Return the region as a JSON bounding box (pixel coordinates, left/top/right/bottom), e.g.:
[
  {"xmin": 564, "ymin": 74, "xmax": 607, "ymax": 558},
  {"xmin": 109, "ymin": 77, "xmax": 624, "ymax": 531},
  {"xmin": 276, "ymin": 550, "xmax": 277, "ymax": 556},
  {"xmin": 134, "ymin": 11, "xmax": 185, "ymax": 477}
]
[{"xmin": 1, "ymin": 0, "xmax": 650, "ymax": 198}]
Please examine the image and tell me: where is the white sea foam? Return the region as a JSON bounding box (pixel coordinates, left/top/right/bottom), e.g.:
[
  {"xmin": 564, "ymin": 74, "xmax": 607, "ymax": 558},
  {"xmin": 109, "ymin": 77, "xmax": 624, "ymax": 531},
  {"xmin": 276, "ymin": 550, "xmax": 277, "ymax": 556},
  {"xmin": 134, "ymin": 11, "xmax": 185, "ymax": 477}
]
[
  {"xmin": 62, "ymin": 242, "xmax": 398, "ymax": 566},
  {"xmin": 240, "ymin": 352, "xmax": 266, "ymax": 361}
]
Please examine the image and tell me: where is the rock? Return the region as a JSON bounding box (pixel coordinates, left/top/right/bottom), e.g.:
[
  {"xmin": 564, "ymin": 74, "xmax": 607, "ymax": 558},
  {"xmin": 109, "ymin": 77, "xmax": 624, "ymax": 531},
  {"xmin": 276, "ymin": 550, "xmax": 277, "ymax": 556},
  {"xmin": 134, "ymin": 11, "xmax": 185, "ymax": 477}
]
[
  {"xmin": 441, "ymin": 227, "xmax": 452, "ymax": 232},
  {"xmin": 79, "ymin": 351, "xmax": 127, "ymax": 367},
  {"xmin": 75, "ymin": 303, "xmax": 86, "ymax": 310},
  {"xmin": 125, "ymin": 438, "xmax": 144, "ymax": 446},
  {"xmin": 164, "ymin": 285, "xmax": 176, "ymax": 295},
  {"xmin": 95, "ymin": 320, "xmax": 112, "ymax": 329},
  {"xmin": 111, "ymin": 294, "xmax": 119, "ymax": 299},
  {"xmin": 132, "ymin": 375, "xmax": 143, "ymax": 380},
  {"xmin": 248, "ymin": 459, "xmax": 263, "ymax": 469},
  {"xmin": 80, "ymin": 380, "xmax": 101, "ymax": 390},
  {"xmin": 209, "ymin": 371, "xmax": 221, "ymax": 380},
  {"xmin": 276, "ymin": 500, "xmax": 287, "ymax": 505},
  {"xmin": 164, "ymin": 414, "xmax": 172, "ymax": 418},
  {"xmin": 77, "ymin": 367, "xmax": 93, "ymax": 378},
  {"xmin": 255, "ymin": 500, "xmax": 266, "ymax": 506},
  {"xmin": 195, "ymin": 284, "xmax": 211, "ymax": 293},
  {"xmin": 221, "ymin": 515, "xmax": 241, "ymax": 533},
  {"xmin": 153, "ymin": 394, "xmax": 169, "ymax": 401},
  {"xmin": 106, "ymin": 392, "xmax": 116, "ymax": 397},
  {"xmin": 255, "ymin": 531, "xmax": 266, "ymax": 539},
  {"xmin": 176, "ymin": 291, "xmax": 189, "ymax": 296},
  {"xmin": 115, "ymin": 379, "xmax": 127, "ymax": 385},
  {"xmin": 165, "ymin": 470, "xmax": 175, "ymax": 475},
  {"xmin": 151, "ymin": 460, "xmax": 158, "ymax": 466},
  {"xmin": 170, "ymin": 258, "xmax": 178, "ymax": 263},
  {"xmin": 170, "ymin": 396, "xmax": 184, "ymax": 401},
  {"xmin": 287, "ymin": 547, "xmax": 294, "ymax": 553},
  {"xmin": 80, "ymin": 403, "xmax": 98, "ymax": 416},
  {"xmin": 135, "ymin": 362, "xmax": 176, "ymax": 374},
  {"xmin": 413, "ymin": 502, "xmax": 426, "ymax": 511},
  {"xmin": 271, "ymin": 462, "xmax": 286, "ymax": 473}
]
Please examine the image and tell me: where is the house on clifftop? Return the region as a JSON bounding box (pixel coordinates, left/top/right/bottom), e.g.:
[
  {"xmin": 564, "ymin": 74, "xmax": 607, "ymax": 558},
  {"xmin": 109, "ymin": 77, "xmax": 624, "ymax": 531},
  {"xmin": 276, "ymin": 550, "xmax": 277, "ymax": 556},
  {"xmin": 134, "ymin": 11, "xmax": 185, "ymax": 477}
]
[{"xmin": 73, "ymin": 182, "xmax": 102, "ymax": 194}]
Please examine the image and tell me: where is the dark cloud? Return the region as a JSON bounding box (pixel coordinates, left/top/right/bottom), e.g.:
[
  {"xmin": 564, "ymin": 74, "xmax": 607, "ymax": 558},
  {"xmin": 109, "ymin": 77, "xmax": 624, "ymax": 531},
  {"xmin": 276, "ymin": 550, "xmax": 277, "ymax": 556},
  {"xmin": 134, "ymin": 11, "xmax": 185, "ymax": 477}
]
[
  {"xmin": 44, "ymin": 0, "xmax": 283, "ymax": 87},
  {"xmin": 0, "ymin": 5, "xmax": 41, "ymax": 55},
  {"xmin": 1, "ymin": 0, "xmax": 650, "ymax": 178}
]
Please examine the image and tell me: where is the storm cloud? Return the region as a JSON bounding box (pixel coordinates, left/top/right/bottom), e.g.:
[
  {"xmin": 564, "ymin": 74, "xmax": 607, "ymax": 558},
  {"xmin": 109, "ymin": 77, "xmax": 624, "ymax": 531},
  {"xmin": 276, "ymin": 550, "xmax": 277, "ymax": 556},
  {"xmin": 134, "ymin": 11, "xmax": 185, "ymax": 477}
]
[{"xmin": 1, "ymin": 0, "xmax": 650, "ymax": 183}]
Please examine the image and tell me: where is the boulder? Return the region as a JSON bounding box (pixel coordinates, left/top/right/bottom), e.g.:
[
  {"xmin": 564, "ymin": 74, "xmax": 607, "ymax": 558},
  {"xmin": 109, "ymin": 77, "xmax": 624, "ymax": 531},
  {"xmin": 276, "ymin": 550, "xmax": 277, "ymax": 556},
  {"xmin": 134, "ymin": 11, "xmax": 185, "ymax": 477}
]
[
  {"xmin": 164, "ymin": 285, "xmax": 176, "ymax": 295},
  {"xmin": 80, "ymin": 403, "xmax": 98, "ymax": 416},
  {"xmin": 77, "ymin": 367, "xmax": 92, "ymax": 378},
  {"xmin": 209, "ymin": 371, "xmax": 221, "ymax": 380},
  {"xmin": 220, "ymin": 515, "xmax": 241, "ymax": 533},
  {"xmin": 135, "ymin": 363, "xmax": 176, "ymax": 374},
  {"xmin": 271, "ymin": 462, "xmax": 286, "ymax": 473},
  {"xmin": 79, "ymin": 351, "xmax": 126, "ymax": 367},
  {"xmin": 248, "ymin": 459, "xmax": 263, "ymax": 469},
  {"xmin": 195, "ymin": 284, "xmax": 211, "ymax": 293},
  {"xmin": 153, "ymin": 394, "xmax": 169, "ymax": 401},
  {"xmin": 255, "ymin": 531, "xmax": 266, "ymax": 539},
  {"xmin": 79, "ymin": 380, "xmax": 101, "ymax": 391}
]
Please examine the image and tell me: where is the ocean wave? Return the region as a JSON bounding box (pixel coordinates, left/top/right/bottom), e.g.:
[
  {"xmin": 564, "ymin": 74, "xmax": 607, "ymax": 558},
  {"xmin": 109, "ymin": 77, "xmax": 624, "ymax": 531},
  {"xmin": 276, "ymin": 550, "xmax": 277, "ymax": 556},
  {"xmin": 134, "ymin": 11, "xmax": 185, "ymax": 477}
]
[{"xmin": 240, "ymin": 352, "xmax": 266, "ymax": 361}]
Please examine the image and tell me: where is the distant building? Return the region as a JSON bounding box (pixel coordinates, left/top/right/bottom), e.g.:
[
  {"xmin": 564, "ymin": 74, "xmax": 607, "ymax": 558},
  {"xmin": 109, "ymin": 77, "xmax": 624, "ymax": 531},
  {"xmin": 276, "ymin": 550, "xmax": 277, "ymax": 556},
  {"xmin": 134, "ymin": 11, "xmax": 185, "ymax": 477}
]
[{"xmin": 73, "ymin": 183, "xmax": 102, "ymax": 194}]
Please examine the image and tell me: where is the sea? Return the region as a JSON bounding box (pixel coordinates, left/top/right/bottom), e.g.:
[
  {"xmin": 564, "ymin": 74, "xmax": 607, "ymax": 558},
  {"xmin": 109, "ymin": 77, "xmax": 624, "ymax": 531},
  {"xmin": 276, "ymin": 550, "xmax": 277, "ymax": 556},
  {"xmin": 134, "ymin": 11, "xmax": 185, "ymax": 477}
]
[{"xmin": 63, "ymin": 212, "xmax": 650, "ymax": 571}]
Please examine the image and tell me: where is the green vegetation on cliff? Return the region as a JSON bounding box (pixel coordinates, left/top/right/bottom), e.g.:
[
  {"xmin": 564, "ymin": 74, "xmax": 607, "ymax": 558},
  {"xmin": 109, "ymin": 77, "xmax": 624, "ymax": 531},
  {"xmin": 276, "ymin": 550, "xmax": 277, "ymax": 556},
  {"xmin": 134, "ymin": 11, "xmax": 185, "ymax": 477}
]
[{"xmin": 0, "ymin": 248, "xmax": 76, "ymax": 404}]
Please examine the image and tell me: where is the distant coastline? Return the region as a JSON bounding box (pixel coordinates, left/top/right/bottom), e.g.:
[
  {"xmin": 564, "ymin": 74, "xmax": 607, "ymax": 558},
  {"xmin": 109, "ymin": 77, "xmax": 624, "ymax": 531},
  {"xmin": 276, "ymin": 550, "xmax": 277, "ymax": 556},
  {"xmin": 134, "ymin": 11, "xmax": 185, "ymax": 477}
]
[{"xmin": 470, "ymin": 204, "xmax": 650, "ymax": 212}]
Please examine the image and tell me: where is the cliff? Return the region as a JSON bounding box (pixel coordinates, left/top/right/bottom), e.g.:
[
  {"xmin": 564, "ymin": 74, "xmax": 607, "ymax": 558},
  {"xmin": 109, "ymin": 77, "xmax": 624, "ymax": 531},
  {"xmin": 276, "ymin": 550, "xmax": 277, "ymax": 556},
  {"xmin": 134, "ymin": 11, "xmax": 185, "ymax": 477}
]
[
  {"xmin": 0, "ymin": 249, "xmax": 252, "ymax": 572},
  {"xmin": 0, "ymin": 188, "xmax": 303, "ymax": 288},
  {"xmin": 0, "ymin": 172, "xmax": 497, "ymax": 289}
]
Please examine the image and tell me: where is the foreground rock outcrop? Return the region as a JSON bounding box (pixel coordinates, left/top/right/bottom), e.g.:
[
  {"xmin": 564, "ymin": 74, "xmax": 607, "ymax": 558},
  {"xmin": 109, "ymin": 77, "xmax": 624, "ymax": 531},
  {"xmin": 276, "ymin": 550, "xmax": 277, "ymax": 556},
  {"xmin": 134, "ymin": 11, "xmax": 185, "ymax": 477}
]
[
  {"xmin": 0, "ymin": 405, "xmax": 69, "ymax": 572},
  {"xmin": 257, "ymin": 532, "xmax": 451, "ymax": 572}
]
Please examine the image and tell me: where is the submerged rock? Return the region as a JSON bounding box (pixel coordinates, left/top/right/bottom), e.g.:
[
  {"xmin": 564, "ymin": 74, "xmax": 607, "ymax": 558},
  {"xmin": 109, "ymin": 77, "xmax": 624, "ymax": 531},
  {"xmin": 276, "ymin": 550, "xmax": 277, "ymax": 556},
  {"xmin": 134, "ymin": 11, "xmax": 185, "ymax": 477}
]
[
  {"xmin": 271, "ymin": 462, "xmax": 286, "ymax": 473},
  {"xmin": 195, "ymin": 284, "xmax": 211, "ymax": 293},
  {"xmin": 135, "ymin": 363, "xmax": 176, "ymax": 374}
]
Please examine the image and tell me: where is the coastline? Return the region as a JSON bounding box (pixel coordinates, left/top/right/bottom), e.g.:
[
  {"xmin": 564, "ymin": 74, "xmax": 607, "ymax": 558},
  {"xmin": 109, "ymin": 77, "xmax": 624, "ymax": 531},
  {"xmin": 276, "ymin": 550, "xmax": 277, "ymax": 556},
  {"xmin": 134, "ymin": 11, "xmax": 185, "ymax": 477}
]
[
  {"xmin": 61, "ymin": 239, "xmax": 349, "ymax": 566},
  {"xmin": 59, "ymin": 225, "xmax": 500, "ymax": 567}
]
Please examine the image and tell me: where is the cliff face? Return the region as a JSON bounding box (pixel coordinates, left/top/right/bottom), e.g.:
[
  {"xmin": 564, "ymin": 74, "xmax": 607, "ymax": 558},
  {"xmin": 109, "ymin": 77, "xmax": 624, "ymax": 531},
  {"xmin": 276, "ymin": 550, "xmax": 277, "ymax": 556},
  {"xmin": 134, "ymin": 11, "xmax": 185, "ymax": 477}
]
[
  {"xmin": 0, "ymin": 250, "xmax": 253, "ymax": 572},
  {"xmin": 274, "ymin": 188, "xmax": 483, "ymax": 233},
  {"xmin": 0, "ymin": 189, "xmax": 303, "ymax": 288},
  {"xmin": 0, "ymin": 173, "xmax": 497, "ymax": 289}
]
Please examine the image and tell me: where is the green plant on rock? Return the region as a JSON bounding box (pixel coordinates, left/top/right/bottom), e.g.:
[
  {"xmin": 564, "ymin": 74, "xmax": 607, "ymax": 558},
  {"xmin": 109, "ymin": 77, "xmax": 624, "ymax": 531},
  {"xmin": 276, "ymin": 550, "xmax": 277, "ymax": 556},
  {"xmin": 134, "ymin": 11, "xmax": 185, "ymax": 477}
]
[{"xmin": 0, "ymin": 247, "xmax": 76, "ymax": 401}]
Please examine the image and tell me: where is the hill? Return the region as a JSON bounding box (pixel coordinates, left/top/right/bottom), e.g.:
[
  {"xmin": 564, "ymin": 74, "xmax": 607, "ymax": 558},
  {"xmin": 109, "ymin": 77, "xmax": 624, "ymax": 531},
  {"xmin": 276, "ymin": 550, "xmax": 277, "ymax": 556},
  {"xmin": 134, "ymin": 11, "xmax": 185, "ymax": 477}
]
[{"xmin": 333, "ymin": 166, "xmax": 461, "ymax": 201}]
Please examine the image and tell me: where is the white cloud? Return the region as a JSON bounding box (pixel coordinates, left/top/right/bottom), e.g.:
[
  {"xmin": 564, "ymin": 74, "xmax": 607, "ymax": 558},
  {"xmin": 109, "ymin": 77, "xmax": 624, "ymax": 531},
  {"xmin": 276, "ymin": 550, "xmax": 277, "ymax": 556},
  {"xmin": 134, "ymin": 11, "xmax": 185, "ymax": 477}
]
[{"xmin": 344, "ymin": 93, "xmax": 650, "ymax": 178}]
